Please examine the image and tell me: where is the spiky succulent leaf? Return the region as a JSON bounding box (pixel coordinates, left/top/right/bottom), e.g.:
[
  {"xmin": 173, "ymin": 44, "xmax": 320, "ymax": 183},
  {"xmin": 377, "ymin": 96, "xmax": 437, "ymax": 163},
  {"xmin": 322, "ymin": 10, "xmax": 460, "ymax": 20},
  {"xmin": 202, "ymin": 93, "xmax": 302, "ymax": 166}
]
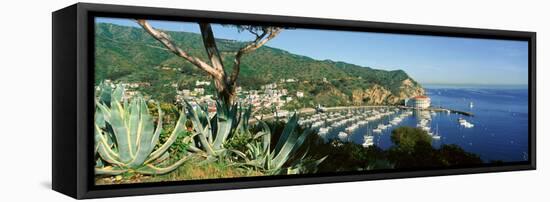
[
  {"xmin": 145, "ymin": 108, "xmax": 186, "ymax": 164},
  {"xmin": 240, "ymin": 105, "xmax": 252, "ymax": 131},
  {"xmin": 127, "ymin": 99, "xmax": 156, "ymax": 167},
  {"xmin": 111, "ymin": 84, "xmax": 124, "ymax": 103},
  {"xmin": 95, "ymin": 167, "xmax": 128, "ymax": 175},
  {"xmin": 127, "ymin": 99, "xmax": 141, "ymax": 156},
  {"xmin": 184, "ymin": 101, "xmax": 205, "ymax": 134},
  {"xmin": 96, "ymin": 101, "xmax": 111, "ymax": 123},
  {"xmin": 272, "ymin": 113, "xmax": 298, "ymax": 155},
  {"xmin": 184, "ymin": 101, "xmax": 217, "ymax": 155},
  {"xmin": 97, "ymin": 82, "xmax": 113, "ymax": 106},
  {"xmin": 286, "ymin": 155, "xmax": 328, "ymax": 175},
  {"xmin": 95, "ymin": 103, "xmax": 106, "ymax": 128},
  {"xmin": 212, "ymin": 101, "xmax": 235, "ymax": 150},
  {"xmin": 289, "ymin": 129, "xmax": 311, "ymax": 156},
  {"xmin": 95, "ymin": 123, "xmax": 123, "ymax": 166},
  {"xmin": 257, "ymin": 121, "xmax": 271, "ymax": 155},
  {"xmin": 108, "ymin": 96, "xmax": 133, "ymax": 163},
  {"xmin": 94, "ymin": 84, "xmax": 190, "ymax": 176},
  {"xmin": 136, "ymin": 155, "xmax": 190, "ymax": 175},
  {"xmin": 147, "ymin": 104, "xmax": 163, "ymax": 154},
  {"xmin": 270, "ymin": 114, "xmax": 305, "ymax": 169},
  {"xmin": 271, "ymin": 132, "xmax": 302, "ymax": 170}
]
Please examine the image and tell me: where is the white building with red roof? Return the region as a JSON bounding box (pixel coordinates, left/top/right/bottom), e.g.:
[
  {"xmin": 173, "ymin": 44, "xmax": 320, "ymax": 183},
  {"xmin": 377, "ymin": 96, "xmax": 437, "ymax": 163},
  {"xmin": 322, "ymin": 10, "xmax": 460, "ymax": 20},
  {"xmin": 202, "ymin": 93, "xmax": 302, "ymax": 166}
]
[{"xmin": 406, "ymin": 95, "xmax": 431, "ymax": 109}]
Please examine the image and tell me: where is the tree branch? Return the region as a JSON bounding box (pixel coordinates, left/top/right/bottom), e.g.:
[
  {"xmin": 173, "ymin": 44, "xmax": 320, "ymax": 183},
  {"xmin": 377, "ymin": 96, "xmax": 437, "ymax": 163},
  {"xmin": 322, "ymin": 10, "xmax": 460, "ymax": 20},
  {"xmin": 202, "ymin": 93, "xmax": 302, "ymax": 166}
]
[
  {"xmin": 248, "ymin": 29, "xmax": 261, "ymax": 38},
  {"xmin": 199, "ymin": 23, "xmax": 226, "ymax": 73},
  {"xmin": 135, "ymin": 19, "xmax": 222, "ymax": 79},
  {"xmin": 229, "ymin": 27, "xmax": 282, "ymax": 84}
]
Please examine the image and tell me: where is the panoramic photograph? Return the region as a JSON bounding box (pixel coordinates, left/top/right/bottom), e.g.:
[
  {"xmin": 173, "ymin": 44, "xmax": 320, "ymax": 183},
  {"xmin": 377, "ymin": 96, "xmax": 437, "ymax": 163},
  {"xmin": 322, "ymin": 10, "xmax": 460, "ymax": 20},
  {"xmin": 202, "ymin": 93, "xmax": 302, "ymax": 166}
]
[{"xmin": 93, "ymin": 17, "xmax": 529, "ymax": 185}]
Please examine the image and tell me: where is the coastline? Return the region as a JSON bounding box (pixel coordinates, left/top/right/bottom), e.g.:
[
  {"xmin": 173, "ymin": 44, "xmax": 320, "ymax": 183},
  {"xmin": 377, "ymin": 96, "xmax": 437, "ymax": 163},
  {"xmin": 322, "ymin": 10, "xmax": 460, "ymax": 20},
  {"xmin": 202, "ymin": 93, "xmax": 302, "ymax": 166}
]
[{"xmin": 422, "ymin": 83, "xmax": 528, "ymax": 89}]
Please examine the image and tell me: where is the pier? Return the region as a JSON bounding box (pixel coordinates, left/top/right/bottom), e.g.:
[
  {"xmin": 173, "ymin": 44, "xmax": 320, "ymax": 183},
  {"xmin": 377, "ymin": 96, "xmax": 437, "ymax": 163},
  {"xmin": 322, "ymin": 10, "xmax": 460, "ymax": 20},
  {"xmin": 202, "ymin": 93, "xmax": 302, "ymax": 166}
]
[
  {"xmin": 399, "ymin": 106, "xmax": 474, "ymax": 117},
  {"xmin": 433, "ymin": 107, "xmax": 474, "ymax": 117}
]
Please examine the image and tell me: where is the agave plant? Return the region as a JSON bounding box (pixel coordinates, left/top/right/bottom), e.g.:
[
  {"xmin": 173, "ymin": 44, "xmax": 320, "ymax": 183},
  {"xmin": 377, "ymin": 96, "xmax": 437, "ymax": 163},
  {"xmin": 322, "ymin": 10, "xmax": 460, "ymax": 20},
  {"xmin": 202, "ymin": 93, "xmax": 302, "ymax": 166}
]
[
  {"xmin": 238, "ymin": 114, "xmax": 326, "ymax": 174},
  {"xmin": 285, "ymin": 150, "xmax": 327, "ymax": 174},
  {"xmin": 235, "ymin": 105, "xmax": 252, "ymax": 135},
  {"xmin": 94, "ymin": 84, "xmax": 189, "ymax": 175},
  {"xmin": 184, "ymin": 100, "xmax": 240, "ymax": 159},
  {"xmin": 95, "ymin": 82, "xmax": 121, "ymax": 107}
]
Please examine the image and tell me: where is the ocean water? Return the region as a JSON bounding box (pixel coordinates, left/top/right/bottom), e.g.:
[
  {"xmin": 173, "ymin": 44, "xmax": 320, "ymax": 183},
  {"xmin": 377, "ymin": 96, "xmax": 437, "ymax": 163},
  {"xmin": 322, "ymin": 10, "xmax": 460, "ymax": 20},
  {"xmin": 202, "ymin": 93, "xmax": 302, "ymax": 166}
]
[{"xmin": 331, "ymin": 85, "xmax": 529, "ymax": 162}]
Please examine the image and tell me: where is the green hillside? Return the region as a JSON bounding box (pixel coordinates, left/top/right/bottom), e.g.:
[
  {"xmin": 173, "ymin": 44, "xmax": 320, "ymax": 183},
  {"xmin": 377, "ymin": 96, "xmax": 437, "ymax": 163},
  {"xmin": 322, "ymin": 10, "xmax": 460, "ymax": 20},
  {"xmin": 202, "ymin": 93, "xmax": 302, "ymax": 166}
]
[{"xmin": 94, "ymin": 23, "xmax": 424, "ymax": 106}]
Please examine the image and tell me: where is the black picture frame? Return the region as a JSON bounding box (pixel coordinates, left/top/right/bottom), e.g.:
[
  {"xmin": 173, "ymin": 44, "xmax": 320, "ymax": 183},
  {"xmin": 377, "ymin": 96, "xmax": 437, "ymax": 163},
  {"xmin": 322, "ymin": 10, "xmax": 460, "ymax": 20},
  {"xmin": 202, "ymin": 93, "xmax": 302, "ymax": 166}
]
[{"xmin": 52, "ymin": 2, "xmax": 536, "ymax": 199}]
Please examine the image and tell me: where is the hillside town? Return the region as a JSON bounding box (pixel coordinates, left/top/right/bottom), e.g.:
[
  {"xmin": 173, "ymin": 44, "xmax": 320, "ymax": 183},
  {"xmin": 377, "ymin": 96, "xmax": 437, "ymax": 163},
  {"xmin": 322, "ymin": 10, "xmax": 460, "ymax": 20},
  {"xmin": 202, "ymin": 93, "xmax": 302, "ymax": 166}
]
[
  {"xmin": 101, "ymin": 78, "xmax": 306, "ymax": 117},
  {"xmin": 99, "ymin": 76, "xmax": 436, "ymax": 118}
]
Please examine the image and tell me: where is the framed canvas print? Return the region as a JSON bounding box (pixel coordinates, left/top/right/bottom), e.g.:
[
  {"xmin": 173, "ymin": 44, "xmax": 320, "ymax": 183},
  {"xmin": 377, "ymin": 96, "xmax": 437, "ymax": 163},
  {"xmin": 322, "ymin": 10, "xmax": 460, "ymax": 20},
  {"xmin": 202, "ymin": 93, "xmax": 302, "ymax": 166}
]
[{"xmin": 52, "ymin": 3, "xmax": 536, "ymax": 199}]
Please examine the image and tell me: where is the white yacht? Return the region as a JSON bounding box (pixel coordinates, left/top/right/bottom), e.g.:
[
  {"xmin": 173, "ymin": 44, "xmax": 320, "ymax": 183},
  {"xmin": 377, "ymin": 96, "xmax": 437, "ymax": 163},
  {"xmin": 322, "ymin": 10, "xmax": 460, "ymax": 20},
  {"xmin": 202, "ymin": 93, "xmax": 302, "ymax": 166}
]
[
  {"xmin": 318, "ymin": 127, "xmax": 330, "ymax": 136},
  {"xmin": 390, "ymin": 116, "xmax": 402, "ymax": 125},
  {"xmin": 338, "ymin": 132, "xmax": 349, "ymax": 140},
  {"xmin": 345, "ymin": 124, "xmax": 359, "ymax": 133},
  {"xmin": 362, "ymin": 136, "xmax": 374, "ymax": 147},
  {"xmin": 458, "ymin": 118, "xmax": 475, "ymax": 128},
  {"xmin": 378, "ymin": 124, "xmax": 387, "ymax": 130},
  {"xmin": 357, "ymin": 120, "xmax": 368, "ymax": 126}
]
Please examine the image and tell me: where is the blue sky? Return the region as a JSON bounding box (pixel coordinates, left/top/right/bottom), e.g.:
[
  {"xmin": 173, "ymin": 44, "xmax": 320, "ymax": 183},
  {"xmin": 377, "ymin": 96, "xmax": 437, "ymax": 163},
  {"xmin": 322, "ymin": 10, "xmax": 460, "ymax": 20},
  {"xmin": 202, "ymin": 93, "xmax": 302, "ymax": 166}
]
[{"xmin": 96, "ymin": 17, "xmax": 529, "ymax": 85}]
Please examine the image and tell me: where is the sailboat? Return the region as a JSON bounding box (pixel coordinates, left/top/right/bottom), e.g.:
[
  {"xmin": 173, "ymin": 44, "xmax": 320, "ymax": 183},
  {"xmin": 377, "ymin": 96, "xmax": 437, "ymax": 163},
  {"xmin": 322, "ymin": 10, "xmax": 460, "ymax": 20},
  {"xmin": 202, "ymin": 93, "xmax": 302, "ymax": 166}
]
[{"xmin": 433, "ymin": 124, "xmax": 441, "ymax": 140}]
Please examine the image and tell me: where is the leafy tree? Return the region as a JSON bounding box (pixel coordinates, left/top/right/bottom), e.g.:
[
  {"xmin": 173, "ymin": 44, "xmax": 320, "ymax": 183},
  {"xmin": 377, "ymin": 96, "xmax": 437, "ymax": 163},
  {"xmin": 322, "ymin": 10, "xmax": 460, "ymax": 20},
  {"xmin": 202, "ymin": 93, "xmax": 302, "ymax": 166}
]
[
  {"xmin": 391, "ymin": 126, "xmax": 432, "ymax": 152},
  {"xmin": 387, "ymin": 126, "xmax": 483, "ymax": 169},
  {"xmin": 439, "ymin": 144, "xmax": 483, "ymax": 166},
  {"xmin": 388, "ymin": 141, "xmax": 440, "ymax": 168},
  {"xmin": 136, "ymin": 20, "xmax": 282, "ymax": 104}
]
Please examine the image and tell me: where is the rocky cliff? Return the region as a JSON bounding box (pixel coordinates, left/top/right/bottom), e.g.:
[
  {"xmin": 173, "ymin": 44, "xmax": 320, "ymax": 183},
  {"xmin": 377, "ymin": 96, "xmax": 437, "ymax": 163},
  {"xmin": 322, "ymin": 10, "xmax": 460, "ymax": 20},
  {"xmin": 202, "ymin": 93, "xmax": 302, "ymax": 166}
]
[{"xmin": 351, "ymin": 78, "xmax": 425, "ymax": 105}]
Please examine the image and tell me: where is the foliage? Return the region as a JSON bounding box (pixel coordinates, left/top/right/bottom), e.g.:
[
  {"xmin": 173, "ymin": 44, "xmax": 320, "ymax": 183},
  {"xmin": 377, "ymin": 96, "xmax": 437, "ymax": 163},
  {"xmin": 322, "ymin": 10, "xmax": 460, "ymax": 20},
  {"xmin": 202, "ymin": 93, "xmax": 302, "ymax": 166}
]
[
  {"xmin": 387, "ymin": 141, "xmax": 440, "ymax": 168},
  {"xmin": 94, "ymin": 84, "xmax": 190, "ymax": 176},
  {"xmin": 391, "ymin": 127, "xmax": 433, "ymax": 152},
  {"xmin": 438, "ymin": 144, "xmax": 484, "ymax": 166},
  {"xmin": 387, "ymin": 126, "xmax": 483, "ymax": 168},
  {"xmin": 161, "ymin": 127, "xmax": 192, "ymax": 160},
  {"xmin": 165, "ymin": 157, "xmax": 263, "ymax": 180},
  {"xmin": 236, "ymin": 114, "xmax": 327, "ymax": 174},
  {"xmin": 224, "ymin": 133, "xmax": 253, "ymax": 160},
  {"xmin": 183, "ymin": 100, "xmax": 240, "ymax": 159},
  {"xmin": 303, "ymin": 136, "xmax": 393, "ymax": 172}
]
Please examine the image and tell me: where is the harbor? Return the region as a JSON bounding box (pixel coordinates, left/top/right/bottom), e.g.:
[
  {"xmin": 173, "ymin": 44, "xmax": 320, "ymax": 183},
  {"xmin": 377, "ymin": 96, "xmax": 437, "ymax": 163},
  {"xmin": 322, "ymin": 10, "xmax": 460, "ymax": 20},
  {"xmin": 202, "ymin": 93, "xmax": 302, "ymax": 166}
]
[
  {"xmin": 295, "ymin": 105, "xmax": 474, "ymax": 148},
  {"xmin": 249, "ymin": 86, "xmax": 528, "ymax": 163},
  {"xmin": 251, "ymin": 99, "xmax": 476, "ymax": 150}
]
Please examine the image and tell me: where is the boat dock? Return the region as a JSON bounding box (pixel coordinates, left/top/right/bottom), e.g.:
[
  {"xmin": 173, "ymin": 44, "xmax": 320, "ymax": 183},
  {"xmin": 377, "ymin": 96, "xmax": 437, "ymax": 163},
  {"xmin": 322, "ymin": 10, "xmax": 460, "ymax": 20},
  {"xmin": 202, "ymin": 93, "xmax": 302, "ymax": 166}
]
[
  {"xmin": 399, "ymin": 106, "xmax": 474, "ymax": 117},
  {"xmin": 437, "ymin": 108, "xmax": 474, "ymax": 116}
]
